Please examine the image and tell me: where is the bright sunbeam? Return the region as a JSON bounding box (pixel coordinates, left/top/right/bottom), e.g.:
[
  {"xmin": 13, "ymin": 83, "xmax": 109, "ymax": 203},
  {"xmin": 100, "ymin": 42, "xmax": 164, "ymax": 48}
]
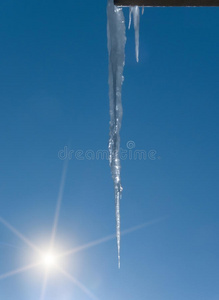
[
  {"xmin": 39, "ymin": 270, "xmax": 49, "ymax": 300},
  {"xmin": 57, "ymin": 266, "xmax": 99, "ymax": 300},
  {"xmin": 0, "ymin": 217, "xmax": 41, "ymax": 254},
  {"xmin": 0, "ymin": 262, "xmax": 40, "ymax": 281},
  {"xmin": 39, "ymin": 161, "xmax": 68, "ymax": 300},
  {"xmin": 50, "ymin": 160, "xmax": 68, "ymax": 248},
  {"xmin": 58, "ymin": 216, "xmax": 168, "ymax": 259}
]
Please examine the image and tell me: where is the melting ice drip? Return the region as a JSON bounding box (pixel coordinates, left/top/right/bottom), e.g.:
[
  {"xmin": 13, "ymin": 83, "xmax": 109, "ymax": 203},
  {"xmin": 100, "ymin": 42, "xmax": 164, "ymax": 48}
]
[{"xmin": 107, "ymin": 0, "xmax": 142, "ymax": 268}]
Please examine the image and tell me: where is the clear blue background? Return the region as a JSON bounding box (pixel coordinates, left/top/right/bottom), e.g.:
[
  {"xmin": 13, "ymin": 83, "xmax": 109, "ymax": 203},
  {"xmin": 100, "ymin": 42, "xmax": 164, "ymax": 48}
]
[{"xmin": 0, "ymin": 1, "xmax": 219, "ymax": 299}]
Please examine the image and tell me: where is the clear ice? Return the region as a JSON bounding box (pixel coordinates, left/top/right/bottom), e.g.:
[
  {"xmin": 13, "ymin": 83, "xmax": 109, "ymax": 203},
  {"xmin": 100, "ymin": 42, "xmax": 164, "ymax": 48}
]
[
  {"xmin": 107, "ymin": 0, "xmax": 141, "ymax": 268},
  {"xmin": 107, "ymin": 0, "xmax": 126, "ymax": 268},
  {"xmin": 129, "ymin": 6, "xmax": 140, "ymax": 62}
]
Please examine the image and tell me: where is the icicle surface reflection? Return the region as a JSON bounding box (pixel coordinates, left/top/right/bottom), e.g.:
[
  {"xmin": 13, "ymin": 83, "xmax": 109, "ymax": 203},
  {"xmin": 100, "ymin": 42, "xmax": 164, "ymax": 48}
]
[{"xmin": 107, "ymin": 0, "xmax": 126, "ymax": 268}]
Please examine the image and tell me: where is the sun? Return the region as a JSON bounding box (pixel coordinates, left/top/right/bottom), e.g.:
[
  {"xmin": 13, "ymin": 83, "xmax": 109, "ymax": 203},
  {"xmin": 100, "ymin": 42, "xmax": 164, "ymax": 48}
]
[
  {"xmin": 41, "ymin": 251, "xmax": 57, "ymax": 268},
  {"xmin": 0, "ymin": 216, "xmax": 163, "ymax": 300}
]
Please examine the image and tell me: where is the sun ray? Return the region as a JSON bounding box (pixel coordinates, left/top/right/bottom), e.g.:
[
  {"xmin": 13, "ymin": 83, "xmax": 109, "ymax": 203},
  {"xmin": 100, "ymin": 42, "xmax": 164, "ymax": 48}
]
[
  {"xmin": 58, "ymin": 216, "xmax": 168, "ymax": 259},
  {"xmin": 0, "ymin": 217, "xmax": 41, "ymax": 254},
  {"xmin": 39, "ymin": 270, "xmax": 49, "ymax": 300},
  {"xmin": 0, "ymin": 262, "xmax": 40, "ymax": 281},
  {"xmin": 0, "ymin": 242, "xmax": 23, "ymax": 250},
  {"xmin": 59, "ymin": 233, "xmax": 115, "ymax": 258},
  {"xmin": 56, "ymin": 266, "xmax": 99, "ymax": 300},
  {"xmin": 38, "ymin": 161, "xmax": 68, "ymax": 300},
  {"xmin": 50, "ymin": 160, "xmax": 68, "ymax": 248},
  {"xmin": 121, "ymin": 216, "xmax": 168, "ymax": 235}
]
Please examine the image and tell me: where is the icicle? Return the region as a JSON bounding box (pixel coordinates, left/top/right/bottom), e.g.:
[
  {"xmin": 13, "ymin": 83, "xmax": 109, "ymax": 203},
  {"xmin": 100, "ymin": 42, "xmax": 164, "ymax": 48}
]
[
  {"xmin": 128, "ymin": 8, "xmax": 132, "ymax": 29},
  {"xmin": 107, "ymin": 0, "xmax": 126, "ymax": 269},
  {"xmin": 129, "ymin": 6, "xmax": 140, "ymax": 62}
]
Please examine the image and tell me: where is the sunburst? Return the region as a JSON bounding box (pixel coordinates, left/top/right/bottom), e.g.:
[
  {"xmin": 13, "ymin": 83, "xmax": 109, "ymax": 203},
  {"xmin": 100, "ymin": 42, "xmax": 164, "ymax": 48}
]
[{"xmin": 0, "ymin": 161, "xmax": 167, "ymax": 300}]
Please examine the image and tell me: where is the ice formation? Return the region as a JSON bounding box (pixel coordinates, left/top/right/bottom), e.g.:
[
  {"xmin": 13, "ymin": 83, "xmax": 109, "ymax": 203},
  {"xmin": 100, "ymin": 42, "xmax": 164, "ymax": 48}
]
[
  {"xmin": 107, "ymin": 0, "xmax": 141, "ymax": 268},
  {"xmin": 107, "ymin": 0, "xmax": 125, "ymax": 269},
  {"xmin": 129, "ymin": 6, "xmax": 140, "ymax": 62}
]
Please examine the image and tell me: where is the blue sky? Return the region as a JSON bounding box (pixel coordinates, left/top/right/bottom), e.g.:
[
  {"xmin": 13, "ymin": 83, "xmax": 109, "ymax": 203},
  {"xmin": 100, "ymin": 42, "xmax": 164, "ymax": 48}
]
[{"xmin": 0, "ymin": 1, "xmax": 219, "ymax": 299}]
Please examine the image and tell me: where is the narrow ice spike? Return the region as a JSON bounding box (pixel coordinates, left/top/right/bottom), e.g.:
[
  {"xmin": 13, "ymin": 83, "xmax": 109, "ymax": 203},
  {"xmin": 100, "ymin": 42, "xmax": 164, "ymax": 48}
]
[
  {"xmin": 107, "ymin": 1, "xmax": 143, "ymax": 268},
  {"xmin": 107, "ymin": 0, "xmax": 126, "ymax": 268},
  {"xmin": 129, "ymin": 6, "xmax": 140, "ymax": 62}
]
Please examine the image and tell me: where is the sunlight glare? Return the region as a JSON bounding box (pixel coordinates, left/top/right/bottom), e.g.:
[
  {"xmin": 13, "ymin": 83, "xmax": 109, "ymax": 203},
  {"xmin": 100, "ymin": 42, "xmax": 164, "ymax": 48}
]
[{"xmin": 42, "ymin": 252, "xmax": 57, "ymax": 268}]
